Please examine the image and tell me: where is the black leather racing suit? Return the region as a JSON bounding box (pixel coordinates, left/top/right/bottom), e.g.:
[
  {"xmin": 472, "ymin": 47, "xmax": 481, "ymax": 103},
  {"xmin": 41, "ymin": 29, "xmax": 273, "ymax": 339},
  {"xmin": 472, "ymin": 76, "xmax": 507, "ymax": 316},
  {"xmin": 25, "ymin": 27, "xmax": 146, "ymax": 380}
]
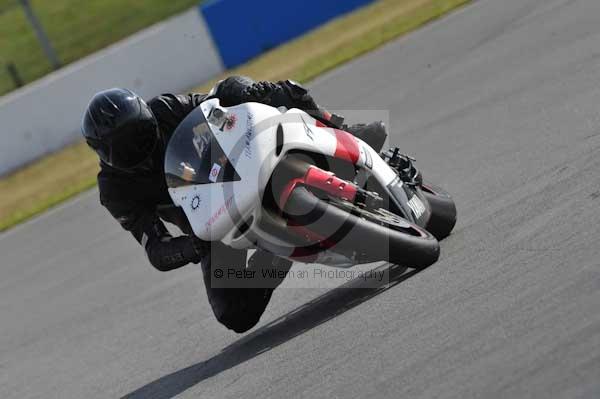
[{"xmin": 98, "ymin": 76, "xmax": 386, "ymax": 333}]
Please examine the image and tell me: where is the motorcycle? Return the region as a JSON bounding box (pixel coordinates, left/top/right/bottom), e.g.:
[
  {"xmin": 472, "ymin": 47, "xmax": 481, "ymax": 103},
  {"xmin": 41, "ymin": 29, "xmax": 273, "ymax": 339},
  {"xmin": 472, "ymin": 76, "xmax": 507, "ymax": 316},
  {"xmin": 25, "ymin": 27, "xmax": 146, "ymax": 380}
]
[{"xmin": 164, "ymin": 99, "xmax": 456, "ymax": 269}]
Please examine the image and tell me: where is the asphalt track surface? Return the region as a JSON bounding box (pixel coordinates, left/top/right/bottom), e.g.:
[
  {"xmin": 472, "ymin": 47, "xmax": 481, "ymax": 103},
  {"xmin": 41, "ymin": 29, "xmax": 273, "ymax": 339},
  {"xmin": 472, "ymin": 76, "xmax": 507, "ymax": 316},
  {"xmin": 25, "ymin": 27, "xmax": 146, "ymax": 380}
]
[{"xmin": 2, "ymin": 0, "xmax": 600, "ymax": 397}]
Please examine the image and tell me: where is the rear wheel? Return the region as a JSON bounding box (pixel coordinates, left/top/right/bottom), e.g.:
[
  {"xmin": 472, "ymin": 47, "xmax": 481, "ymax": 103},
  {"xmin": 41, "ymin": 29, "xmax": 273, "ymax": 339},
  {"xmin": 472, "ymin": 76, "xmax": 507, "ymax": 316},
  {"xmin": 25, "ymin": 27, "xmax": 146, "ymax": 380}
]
[
  {"xmin": 285, "ymin": 187, "xmax": 440, "ymax": 269},
  {"xmin": 421, "ymin": 182, "xmax": 457, "ymax": 240}
]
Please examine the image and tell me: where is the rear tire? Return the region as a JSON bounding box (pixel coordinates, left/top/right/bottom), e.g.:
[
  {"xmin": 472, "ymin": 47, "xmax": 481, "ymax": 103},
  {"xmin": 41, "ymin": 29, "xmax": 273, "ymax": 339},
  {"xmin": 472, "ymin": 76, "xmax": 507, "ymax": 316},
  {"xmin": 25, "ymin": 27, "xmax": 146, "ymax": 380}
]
[
  {"xmin": 285, "ymin": 187, "xmax": 440, "ymax": 269},
  {"xmin": 421, "ymin": 182, "xmax": 457, "ymax": 240}
]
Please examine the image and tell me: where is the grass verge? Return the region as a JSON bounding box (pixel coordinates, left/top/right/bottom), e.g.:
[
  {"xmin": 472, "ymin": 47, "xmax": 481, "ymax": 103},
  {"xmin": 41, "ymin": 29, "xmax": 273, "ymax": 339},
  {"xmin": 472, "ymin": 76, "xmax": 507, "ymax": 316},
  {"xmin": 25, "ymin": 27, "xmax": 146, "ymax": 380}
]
[
  {"xmin": 0, "ymin": 0, "xmax": 200, "ymax": 96},
  {"xmin": 0, "ymin": 0, "xmax": 470, "ymax": 232}
]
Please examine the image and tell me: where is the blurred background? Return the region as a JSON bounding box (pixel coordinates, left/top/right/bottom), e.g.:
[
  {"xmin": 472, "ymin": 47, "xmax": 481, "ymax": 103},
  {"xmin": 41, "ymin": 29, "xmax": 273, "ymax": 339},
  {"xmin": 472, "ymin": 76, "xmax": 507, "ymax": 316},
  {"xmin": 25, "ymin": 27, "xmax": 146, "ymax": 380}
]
[
  {"xmin": 0, "ymin": 0, "xmax": 198, "ymax": 95},
  {"xmin": 1, "ymin": 0, "xmax": 400, "ymax": 230},
  {"xmin": 3, "ymin": 1, "xmax": 598, "ymax": 398}
]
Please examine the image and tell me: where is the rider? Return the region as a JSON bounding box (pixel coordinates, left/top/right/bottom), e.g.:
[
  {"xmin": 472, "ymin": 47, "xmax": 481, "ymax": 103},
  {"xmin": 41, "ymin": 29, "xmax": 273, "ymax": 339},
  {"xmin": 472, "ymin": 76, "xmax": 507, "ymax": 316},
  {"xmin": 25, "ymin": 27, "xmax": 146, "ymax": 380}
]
[{"xmin": 82, "ymin": 76, "xmax": 388, "ymax": 333}]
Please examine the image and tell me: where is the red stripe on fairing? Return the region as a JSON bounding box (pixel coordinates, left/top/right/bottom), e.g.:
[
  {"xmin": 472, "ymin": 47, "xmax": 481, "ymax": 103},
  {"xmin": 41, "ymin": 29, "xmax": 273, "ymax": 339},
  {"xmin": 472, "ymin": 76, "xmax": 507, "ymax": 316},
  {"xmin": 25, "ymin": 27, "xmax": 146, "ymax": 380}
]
[
  {"xmin": 315, "ymin": 120, "xmax": 326, "ymax": 128},
  {"xmin": 334, "ymin": 129, "xmax": 360, "ymax": 164}
]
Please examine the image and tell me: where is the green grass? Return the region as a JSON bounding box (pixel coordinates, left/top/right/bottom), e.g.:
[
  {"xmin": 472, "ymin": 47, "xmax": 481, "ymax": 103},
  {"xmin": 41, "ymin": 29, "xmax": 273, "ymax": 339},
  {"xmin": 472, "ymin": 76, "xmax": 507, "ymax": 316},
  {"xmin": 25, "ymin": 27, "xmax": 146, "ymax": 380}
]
[
  {"xmin": 0, "ymin": 0, "xmax": 470, "ymax": 232},
  {"xmin": 0, "ymin": 0, "xmax": 199, "ymax": 95}
]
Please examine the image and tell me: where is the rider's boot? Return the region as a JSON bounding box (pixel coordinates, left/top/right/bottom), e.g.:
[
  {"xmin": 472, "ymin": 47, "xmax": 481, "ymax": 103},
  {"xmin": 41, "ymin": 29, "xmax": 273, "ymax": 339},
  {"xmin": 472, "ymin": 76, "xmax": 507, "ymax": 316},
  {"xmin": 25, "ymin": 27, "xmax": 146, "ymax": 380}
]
[
  {"xmin": 247, "ymin": 249, "xmax": 294, "ymax": 291},
  {"xmin": 343, "ymin": 121, "xmax": 387, "ymax": 153}
]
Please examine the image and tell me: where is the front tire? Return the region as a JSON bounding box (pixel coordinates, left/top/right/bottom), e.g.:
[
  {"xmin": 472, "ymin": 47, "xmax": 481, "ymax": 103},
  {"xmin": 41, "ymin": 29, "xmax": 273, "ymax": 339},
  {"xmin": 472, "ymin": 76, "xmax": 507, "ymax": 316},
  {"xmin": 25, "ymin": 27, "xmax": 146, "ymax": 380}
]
[{"xmin": 285, "ymin": 187, "xmax": 440, "ymax": 269}]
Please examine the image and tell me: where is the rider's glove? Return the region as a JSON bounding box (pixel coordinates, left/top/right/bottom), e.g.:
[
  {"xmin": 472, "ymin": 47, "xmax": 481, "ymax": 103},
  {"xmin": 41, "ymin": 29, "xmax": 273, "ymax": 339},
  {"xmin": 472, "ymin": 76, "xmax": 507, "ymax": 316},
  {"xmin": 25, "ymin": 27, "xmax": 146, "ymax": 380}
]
[
  {"xmin": 241, "ymin": 81, "xmax": 280, "ymax": 104},
  {"xmin": 280, "ymin": 80, "xmax": 344, "ymax": 127},
  {"xmin": 241, "ymin": 80, "xmax": 319, "ymax": 110},
  {"xmin": 242, "ymin": 80, "xmax": 344, "ymax": 128},
  {"xmin": 279, "ymin": 80, "xmax": 320, "ymax": 110}
]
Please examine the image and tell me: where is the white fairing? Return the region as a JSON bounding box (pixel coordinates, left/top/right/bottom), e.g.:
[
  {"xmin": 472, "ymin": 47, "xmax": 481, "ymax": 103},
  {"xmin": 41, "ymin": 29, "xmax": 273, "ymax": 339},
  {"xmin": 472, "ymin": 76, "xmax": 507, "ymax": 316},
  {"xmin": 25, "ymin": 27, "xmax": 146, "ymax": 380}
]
[
  {"xmin": 169, "ymin": 99, "xmax": 276, "ymax": 241},
  {"xmin": 167, "ymin": 98, "xmax": 398, "ymax": 248}
]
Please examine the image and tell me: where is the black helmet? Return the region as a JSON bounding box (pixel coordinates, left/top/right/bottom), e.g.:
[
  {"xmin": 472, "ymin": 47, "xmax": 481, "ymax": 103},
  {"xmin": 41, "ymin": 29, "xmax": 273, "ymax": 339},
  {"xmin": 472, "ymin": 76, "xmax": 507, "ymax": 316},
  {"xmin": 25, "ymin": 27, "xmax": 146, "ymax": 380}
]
[{"xmin": 82, "ymin": 88, "xmax": 159, "ymax": 172}]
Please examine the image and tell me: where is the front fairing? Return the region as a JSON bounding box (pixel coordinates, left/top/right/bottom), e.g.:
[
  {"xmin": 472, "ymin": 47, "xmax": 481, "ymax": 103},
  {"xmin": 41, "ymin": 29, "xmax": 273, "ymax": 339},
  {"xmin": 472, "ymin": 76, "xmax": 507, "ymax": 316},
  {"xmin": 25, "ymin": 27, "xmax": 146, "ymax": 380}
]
[{"xmin": 164, "ymin": 99, "xmax": 283, "ymax": 241}]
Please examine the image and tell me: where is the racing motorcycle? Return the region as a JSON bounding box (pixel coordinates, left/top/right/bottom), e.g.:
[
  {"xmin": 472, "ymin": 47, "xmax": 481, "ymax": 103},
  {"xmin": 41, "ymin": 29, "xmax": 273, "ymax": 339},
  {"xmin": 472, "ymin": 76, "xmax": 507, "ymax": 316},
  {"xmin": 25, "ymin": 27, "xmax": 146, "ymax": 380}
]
[{"xmin": 164, "ymin": 99, "xmax": 456, "ymax": 269}]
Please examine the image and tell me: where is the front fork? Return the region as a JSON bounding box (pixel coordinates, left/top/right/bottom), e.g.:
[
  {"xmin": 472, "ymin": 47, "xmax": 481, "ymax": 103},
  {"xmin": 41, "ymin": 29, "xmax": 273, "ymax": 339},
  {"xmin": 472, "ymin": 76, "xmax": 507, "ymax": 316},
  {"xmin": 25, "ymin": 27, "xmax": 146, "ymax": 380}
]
[{"xmin": 277, "ymin": 164, "xmax": 383, "ymax": 213}]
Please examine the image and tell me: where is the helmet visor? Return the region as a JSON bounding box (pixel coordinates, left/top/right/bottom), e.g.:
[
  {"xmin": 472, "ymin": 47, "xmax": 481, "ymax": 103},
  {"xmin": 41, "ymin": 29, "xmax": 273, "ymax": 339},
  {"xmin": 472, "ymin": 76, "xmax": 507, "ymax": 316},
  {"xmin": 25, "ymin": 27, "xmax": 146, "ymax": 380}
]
[{"xmin": 108, "ymin": 123, "xmax": 158, "ymax": 170}]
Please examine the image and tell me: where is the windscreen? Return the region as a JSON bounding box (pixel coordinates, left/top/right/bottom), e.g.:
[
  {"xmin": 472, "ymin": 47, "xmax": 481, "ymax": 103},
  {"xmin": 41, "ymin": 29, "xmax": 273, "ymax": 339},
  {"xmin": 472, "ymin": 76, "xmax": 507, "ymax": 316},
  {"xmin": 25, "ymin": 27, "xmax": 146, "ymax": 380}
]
[{"xmin": 164, "ymin": 107, "xmax": 241, "ymax": 188}]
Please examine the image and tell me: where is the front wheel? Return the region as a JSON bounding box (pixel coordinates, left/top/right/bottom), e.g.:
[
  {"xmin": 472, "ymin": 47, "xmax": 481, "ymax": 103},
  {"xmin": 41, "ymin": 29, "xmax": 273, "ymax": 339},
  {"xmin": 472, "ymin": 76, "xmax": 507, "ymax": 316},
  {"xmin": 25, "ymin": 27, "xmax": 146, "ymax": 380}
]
[{"xmin": 285, "ymin": 187, "xmax": 440, "ymax": 269}]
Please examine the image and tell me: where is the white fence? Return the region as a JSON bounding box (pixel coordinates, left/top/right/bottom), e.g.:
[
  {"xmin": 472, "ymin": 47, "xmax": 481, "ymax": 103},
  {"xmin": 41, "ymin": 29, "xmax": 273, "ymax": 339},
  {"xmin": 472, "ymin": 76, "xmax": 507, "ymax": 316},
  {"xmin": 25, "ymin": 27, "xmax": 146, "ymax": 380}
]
[{"xmin": 0, "ymin": 8, "xmax": 224, "ymax": 175}]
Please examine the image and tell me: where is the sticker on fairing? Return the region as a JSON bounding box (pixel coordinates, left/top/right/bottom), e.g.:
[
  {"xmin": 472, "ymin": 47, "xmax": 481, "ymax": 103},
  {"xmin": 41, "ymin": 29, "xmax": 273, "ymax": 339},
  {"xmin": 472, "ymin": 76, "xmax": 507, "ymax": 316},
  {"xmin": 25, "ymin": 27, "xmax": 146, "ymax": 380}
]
[
  {"xmin": 207, "ymin": 107, "xmax": 237, "ymax": 131},
  {"xmin": 209, "ymin": 163, "xmax": 221, "ymax": 183},
  {"xmin": 407, "ymin": 195, "xmax": 426, "ymax": 219},
  {"xmin": 300, "ymin": 116, "xmax": 314, "ymax": 140},
  {"xmin": 190, "ymin": 195, "xmax": 202, "ymax": 210}
]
